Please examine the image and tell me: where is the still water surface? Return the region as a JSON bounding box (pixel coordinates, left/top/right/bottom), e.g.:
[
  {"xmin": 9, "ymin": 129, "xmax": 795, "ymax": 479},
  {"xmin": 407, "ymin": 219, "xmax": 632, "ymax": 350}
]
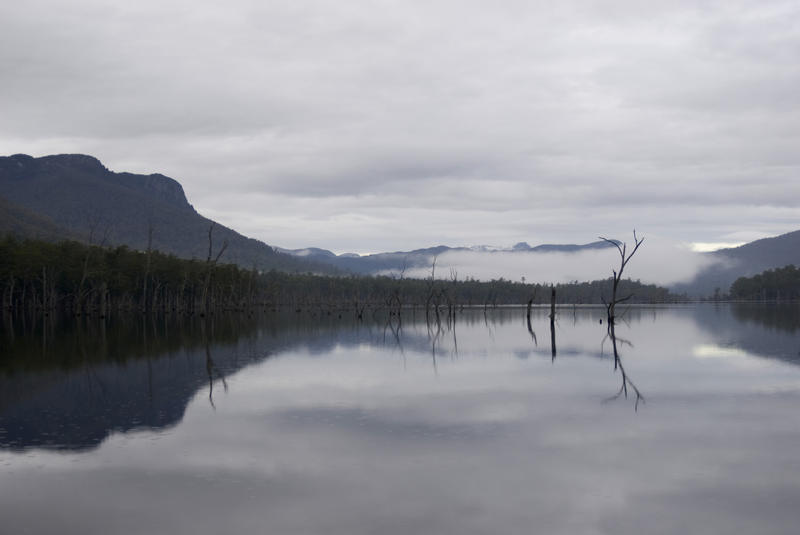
[{"xmin": 1, "ymin": 304, "xmax": 800, "ymax": 534}]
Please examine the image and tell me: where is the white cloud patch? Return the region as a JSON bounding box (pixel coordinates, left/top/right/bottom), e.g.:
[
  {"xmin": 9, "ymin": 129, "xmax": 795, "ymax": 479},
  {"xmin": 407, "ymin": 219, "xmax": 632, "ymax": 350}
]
[
  {"xmin": 395, "ymin": 236, "xmax": 719, "ymax": 286},
  {"xmin": 691, "ymin": 242, "xmax": 745, "ymax": 252}
]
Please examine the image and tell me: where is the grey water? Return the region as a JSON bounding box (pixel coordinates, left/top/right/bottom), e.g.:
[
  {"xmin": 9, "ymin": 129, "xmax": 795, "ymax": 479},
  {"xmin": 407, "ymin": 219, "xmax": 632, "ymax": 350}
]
[{"xmin": 2, "ymin": 304, "xmax": 800, "ymax": 535}]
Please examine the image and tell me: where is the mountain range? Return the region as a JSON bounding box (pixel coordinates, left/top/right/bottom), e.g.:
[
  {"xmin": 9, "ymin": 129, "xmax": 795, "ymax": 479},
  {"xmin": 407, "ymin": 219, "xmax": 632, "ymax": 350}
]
[
  {"xmin": 275, "ymin": 240, "xmax": 619, "ymax": 275},
  {"xmin": 2, "ymin": 153, "xmax": 799, "ymax": 296},
  {"xmin": 0, "ymin": 154, "xmax": 336, "ymax": 274}
]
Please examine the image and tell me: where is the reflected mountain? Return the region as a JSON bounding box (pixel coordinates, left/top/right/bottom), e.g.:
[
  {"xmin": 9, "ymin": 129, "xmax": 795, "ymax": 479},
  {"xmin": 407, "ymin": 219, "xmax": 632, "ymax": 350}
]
[
  {"xmin": 2, "ymin": 304, "xmax": 800, "ymax": 452},
  {"xmin": 689, "ymin": 303, "xmax": 800, "ymax": 365},
  {"xmin": 0, "ymin": 312, "xmax": 384, "ymax": 452},
  {"xmin": 730, "ymin": 303, "xmax": 800, "ymax": 334}
]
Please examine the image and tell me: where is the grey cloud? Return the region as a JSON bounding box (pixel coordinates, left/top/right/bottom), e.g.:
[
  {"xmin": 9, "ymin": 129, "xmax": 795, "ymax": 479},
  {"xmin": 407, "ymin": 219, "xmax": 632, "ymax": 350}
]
[{"xmin": 2, "ymin": 0, "xmax": 799, "ymax": 252}]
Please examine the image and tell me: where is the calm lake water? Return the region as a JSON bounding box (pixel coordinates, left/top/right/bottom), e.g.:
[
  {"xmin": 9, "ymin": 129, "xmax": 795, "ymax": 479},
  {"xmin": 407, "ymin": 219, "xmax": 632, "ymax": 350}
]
[{"xmin": 2, "ymin": 304, "xmax": 800, "ymax": 534}]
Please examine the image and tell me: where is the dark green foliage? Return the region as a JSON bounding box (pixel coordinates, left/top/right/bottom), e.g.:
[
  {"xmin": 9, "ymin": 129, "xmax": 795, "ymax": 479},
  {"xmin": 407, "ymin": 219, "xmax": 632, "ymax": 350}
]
[
  {"xmin": 256, "ymin": 272, "xmax": 676, "ymax": 309},
  {"xmin": 0, "ymin": 235, "xmax": 262, "ymax": 314},
  {"xmin": 729, "ymin": 265, "xmax": 800, "ymax": 301}
]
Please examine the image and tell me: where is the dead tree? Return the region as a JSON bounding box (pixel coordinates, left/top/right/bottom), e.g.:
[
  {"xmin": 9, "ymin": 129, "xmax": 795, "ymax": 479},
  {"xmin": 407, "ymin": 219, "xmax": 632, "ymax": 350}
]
[
  {"xmin": 390, "ymin": 256, "xmax": 408, "ymax": 318},
  {"xmin": 424, "ymin": 255, "xmax": 438, "ymax": 325},
  {"xmin": 201, "ymin": 222, "xmax": 229, "ymax": 315},
  {"xmin": 74, "ymin": 214, "xmax": 112, "ymax": 315},
  {"xmin": 142, "ymin": 221, "xmax": 154, "ymax": 312},
  {"xmin": 549, "ymin": 286, "xmax": 557, "ymax": 360},
  {"xmin": 599, "ymin": 230, "xmax": 644, "ymax": 326},
  {"xmin": 446, "ymin": 267, "xmax": 458, "ymax": 324}
]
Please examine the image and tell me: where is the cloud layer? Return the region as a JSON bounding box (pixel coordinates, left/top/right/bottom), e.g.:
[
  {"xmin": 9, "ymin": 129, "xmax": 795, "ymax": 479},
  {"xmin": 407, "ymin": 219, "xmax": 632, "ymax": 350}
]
[
  {"xmin": 2, "ymin": 0, "xmax": 799, "ymax": 253},
  {"xmin": 395, "ymin": 236, "xmax": 718, "ymax": 286}
]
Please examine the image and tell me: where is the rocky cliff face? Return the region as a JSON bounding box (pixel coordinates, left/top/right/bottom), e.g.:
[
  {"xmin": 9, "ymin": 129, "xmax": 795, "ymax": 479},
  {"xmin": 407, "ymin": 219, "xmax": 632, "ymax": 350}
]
[
  {"xmin": 1, "ymin": 154, "xmax": 192, "ymax": 211},
  {"xmin": 141, "ymin": 173, "xmax": 190, "ymax": 208}
]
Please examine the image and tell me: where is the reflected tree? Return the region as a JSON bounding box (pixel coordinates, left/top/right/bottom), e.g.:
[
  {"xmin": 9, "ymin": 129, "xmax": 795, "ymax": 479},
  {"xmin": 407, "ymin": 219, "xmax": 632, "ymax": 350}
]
[
  {"xmin": 602, "ymin": 323, "xmax": 645, "ymax": 410},
  {"xmin": 525, "ymin": 289, "xmax": 538, "ymax": 346},
  {"xmin": 549, "ymin": 286, "xmax": 557, "ymax": 360},
  {"xmin": 202, "ymin": 319, "xmax": 229, "ymax": 409}
]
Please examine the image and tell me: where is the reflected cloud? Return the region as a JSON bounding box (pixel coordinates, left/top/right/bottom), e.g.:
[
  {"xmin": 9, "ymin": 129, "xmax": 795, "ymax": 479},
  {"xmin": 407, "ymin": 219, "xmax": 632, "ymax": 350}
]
[
  {"xmin": 2, "ymin": 305, "xmax": 800, "ymax": 535},
  {"xmin": 693, "ymin": 344, "xmax": 753, "ymax": 359}
]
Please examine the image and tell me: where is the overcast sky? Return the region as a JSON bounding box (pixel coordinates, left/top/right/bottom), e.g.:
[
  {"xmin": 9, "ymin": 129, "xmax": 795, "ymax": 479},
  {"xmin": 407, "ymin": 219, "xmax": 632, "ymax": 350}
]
[{"xmin": 2, "ymin": 0, "xmax": 799, "ymax": 254}]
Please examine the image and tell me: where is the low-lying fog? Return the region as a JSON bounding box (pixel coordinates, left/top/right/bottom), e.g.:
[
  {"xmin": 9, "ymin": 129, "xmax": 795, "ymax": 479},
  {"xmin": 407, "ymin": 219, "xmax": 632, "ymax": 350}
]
[{"xmin": 390, "ymin": 236, "xmax": 720, "ymax": 287}]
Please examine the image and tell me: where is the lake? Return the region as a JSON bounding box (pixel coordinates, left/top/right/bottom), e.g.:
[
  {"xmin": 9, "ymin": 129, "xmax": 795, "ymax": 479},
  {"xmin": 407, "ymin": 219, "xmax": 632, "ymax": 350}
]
[{"xmin": 2, "ymin": 304, "xmax": 800, "ymax": 534}]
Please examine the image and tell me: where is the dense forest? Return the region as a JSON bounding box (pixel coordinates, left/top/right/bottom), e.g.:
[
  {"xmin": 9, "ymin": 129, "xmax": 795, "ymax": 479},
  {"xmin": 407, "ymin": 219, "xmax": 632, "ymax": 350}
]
[
  {"xmin": 729, "ymin": 265, "xmax": 800, "ymax": 301},
  {"xmin": 0, "ymin": 235, "xmax": 681, "ymax": 316}
]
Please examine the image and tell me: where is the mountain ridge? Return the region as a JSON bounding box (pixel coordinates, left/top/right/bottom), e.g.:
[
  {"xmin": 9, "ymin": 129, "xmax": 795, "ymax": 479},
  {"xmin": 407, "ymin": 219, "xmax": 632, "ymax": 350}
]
[
  {"xmin": 674, "ymin": 230, "xmax": 800, "ymax": 296},
  {"xmin": 275, "ymin": 240, "xmax": 620, "ymax": 275},
  {"xmin": 0, "ymin": 154, "xmax": 337, "ymax": 274},
  {"xmin": 4, "ymin": 153, "xmax": 800, "ymax": 294}
]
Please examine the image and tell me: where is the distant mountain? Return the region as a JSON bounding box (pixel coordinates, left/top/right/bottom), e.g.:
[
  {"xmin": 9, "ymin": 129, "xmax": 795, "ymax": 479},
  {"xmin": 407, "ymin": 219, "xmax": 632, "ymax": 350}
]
[
  {"xmin": 515, "ymin": 241, "xmax": 619, "ymax": 253},
  {"xmin": 673, "ymin": 230, "xmax": 800, "ymax": 297},
  {"xmin": 0, "ymin": 194, "xmax": 80, "ymax": 242},
  {"xmin": 0, "ymin": 154, "xmax": 336, "ymax": 274},
  {"xmin": 277, "ymin": 240, "xmax": 619, "ymax": 275},
  {"xmin": 12, "ymin": 153, "xmax": 795, "ymax": 294}
]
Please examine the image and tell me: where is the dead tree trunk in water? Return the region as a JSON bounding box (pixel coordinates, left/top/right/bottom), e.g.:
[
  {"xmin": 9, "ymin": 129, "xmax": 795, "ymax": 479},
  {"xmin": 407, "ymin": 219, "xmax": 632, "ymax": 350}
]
[
  {"xmin": 599, "ymin": 230, "xmax": 644, "ymax": 327},
  {"xmin": 201, "ymin": 223, "xmax": 229, "ymax": 316},
  {"xmin": 549, "ymin": 286, "xmax": 556, "ymax": 359},
  {"xmin": 424, "ymin": 255, "xmax": 438, "ymax": 325}
]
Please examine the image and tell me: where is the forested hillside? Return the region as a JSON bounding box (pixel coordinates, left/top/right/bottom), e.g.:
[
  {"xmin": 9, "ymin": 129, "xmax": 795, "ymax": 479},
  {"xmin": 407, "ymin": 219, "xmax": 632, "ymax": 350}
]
[
  {"xmin": 0, "ymin": 154, "xmax": 336, "ymax": 274},
  {"xmin": 674, "ymin": 230, "xmax": 800, "ymax": 297},
  {"xmin": 730, "ymin": 265, "xmax": 800, "ymax": 301}
]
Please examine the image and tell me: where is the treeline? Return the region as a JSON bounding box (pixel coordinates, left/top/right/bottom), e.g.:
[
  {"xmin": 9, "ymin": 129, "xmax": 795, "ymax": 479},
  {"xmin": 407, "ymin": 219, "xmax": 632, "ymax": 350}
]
[
  {"xmin": 262, "ymin": 271, "xmax": 677, "ymax": 309},
  {"xmin": 0, "ymin": 236, "xmax": 259, "ymax": 315},
  {"xmin": 0, "ymin": 235, "xmax": 681, "ymax": 316},
  {"xmin": 730, "ymin": 265, "xmax": 800, "ymax": 301}
]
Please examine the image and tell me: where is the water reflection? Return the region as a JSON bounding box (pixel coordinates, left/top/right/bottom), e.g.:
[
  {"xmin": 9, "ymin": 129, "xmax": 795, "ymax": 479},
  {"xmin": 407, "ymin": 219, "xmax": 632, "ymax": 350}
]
[
  {"xmin": 731, "ymin": 303, "xmax": 800, "ymax": 333},
  {"xmin": 2, "ymin": 305, "xmax": 800, "ymax": 534},
  {"xmin": 0, "ymin": 304, "xmax": 799, "ymax": 452},
  {"xmin": 603, "ymin": 320, "xmax": 644, "ymax": 410},
  {"xmin": 0, "ymin": 312, "xmax": 366, "ymax": 451},
  {"xmin": 691, "ymin": 304, "xmax": 800, "ymax": 365}
]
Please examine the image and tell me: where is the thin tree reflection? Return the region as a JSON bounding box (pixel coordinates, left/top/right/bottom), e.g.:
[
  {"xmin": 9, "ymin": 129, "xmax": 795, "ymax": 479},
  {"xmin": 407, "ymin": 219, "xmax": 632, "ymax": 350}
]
[
  {"xmin": 448, "ymin": 306, "xmax": 458, "ymax": 359},
  {"xmin": 429, "ymin": 316, "xmax": 441, "ymax": 374},
  {"xmin": 202, "ymin": 319, "xmax": 228, "ymax": 410},
  {"xmin": 602, "ymin": 321, "xmax": 644, "ymax": 410},
  {"xmin": 526, "ymin": 299, "xmax": 538, "ymax": 347},
  {"xmin": 384, "ymin": 314, "xmax": 406, "ymax": 368}
]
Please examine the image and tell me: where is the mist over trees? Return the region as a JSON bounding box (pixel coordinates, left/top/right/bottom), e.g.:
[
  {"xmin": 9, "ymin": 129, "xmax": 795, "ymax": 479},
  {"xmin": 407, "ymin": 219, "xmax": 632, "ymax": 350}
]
[{"xmin": 0, "ymin": 235, "xmax": 680, "ymax": 315}]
